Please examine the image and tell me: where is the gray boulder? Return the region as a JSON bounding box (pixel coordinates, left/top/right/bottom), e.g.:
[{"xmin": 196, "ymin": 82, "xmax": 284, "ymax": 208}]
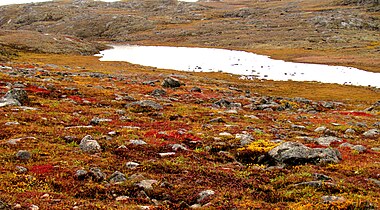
[
  {"xmin": 363, "ymin": 129, "xmax": 379, "ymax": 138},
  {"xmin": 314, "ymin": 136, "xmax": 342, "ymax": 146},
  {"xmin": 0, "ymin": 88, "xmax": 29, "ymax": 107},
  {"xmin": 151, "ymin": 89, "xmax": 167, "ymax": 97},
  {"xmin": 16, "ymin": 150, "xmax": 31, "ymax": 160},
  {"xmin": 79, "ymin": 135, "xmax": 101, "ymax": 153},
  {"xmin": 127, "ymin": 100, "xmax": 163, "ymax": 112},
  {"xmin": 197, "ymin": 190, "xmax": 215, "ymax": 203},
  {"xmin": 162, "ymin": 77, "xmax": 181, "ymax": 88},
  {"xmin": 89, "ymin": 168, "xmax": 106, "ymax": 182},
  {"xmin": 109, "ymin": 171, "xmax": 127, "ymax": 183},
  {"xmin": 75, "ymin": 169, "xmax": 88, "ymax": 180},
  {"xmin": 268, "ymin": 141, "xmax": 341, "ymax": 166}
]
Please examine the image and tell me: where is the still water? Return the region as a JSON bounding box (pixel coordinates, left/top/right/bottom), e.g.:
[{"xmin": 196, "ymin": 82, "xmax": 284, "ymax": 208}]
[{"xmin": 97, "ymin": 45, "xmax": 380, "ymax": 88}]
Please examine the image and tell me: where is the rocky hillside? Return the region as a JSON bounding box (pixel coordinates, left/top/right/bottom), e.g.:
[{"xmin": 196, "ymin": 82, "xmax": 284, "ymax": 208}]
[
  {"xmin": 0, "ymin": 0, "xmax": 379, "ymax": 72},
  {"xmin": 0, "ymin": 51, "xmax": 379, "ymax": 209}
]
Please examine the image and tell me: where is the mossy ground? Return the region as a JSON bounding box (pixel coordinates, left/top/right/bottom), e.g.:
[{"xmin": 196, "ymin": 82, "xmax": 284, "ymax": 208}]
[{"xmin": 0, "ymin": 52, "xmax": 379, "ymax": 209}]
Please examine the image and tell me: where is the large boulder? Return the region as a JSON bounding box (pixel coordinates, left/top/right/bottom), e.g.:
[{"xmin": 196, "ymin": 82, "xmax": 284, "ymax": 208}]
[
  {"xmin": 0, "ymin": 88, "xmax": 29, "ymax": 107},
  {"xmin": 161, "ymin": 77, "xmax": 181, "ymax": 88},
  {"xmin": 79, "ymin": 135, "xmax": 101, "ymax": 153},
  {"xmin": 267, "ymin": 142, "xmax": 341, "ymax": 166}
]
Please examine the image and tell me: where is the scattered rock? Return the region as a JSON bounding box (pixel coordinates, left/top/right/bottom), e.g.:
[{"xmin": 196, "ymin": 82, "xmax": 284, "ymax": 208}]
[
  {"xmin": 89, "ymin": 168, "xmax": 106, "ymax": 182},
  {"xmin": 267, "ymin": 141, "xmax": 341, "ymax": 166},
  {"xmin": 219, "ymin": 132, "xmax": 233, "ymax": 138},
  {"xmin": 369, "ymin": 178, "xmax": 380, "ymax": 187},
  {"xmin": 314, "ymin": 173, "xmax": 333, "ymax": 181},
  {"xmin": 365, "ymin": 100, "xmax": 380, "ymax": 111},
  {"xmin": 291, "ymin": 124, "xmax": 306, "ymax": 130},
  {"xmin": 159, "ymin": 152, "xmax": 176, "ymax": 157},
  {"xmin": 352, "ymin": 145, "xmax": 366, "ymax": 153},
  {"xmin": 151, "ymin": 89, "xmax": 167, "ymax": 97},
  {"xmin": 197, "ymin": 190, "xmax": 215, "ymax": 203},
  {"xmin": 321, "ymin": 196, "xmax": 346, "ymax": 203},
  {"xmin": 236, "ymin": 133, "xmax": 254, "ymax": 147},
  {"xmin": 340, "ymin": 143, "xmax": 366, "ymax": 153},
  {"xmin": 295, "ymin": 181, "xmax": 335, "ymax": 188},
  {"xmin": 16, "ymin": 150, "xmax": 31, "ymax": 160},
  {"xmin": 0, "ymin": 200, "xmax": 8, "ymax": 209},
  {"xmin": 127, "ymin": 100, "xmax": 163, "ymax": 112},
  {"xmin": 79, "ymin": 135, "xmax": 101, "ymax": 153},
  {"xmin": 213, "ymin": 99, "xmax": 241, "ymax": 109},
  {"xmin": 126, "ymin": 162, "xmax": 140, "ymax": 169},
  {"xmin": 75, "ymin": 170, "xmax": 88, "ymax": 180},
  {"xmin": 171, "ymin": 144, "xmax": 188, "ymax": 151},
  {"xmin": 109, "ymin": 171, "xmax": 127, "ymax": 183},
  {"xmin": 136, "ymin": 180, "xmax": 158, "ymax": 191},
  {"xmin": 90, "ymin": 117, "xmax": 112, "ymax": 125},
  {"xmin": 15, "ymin": 166, "xmax": 28, "ymax": 174},
  {"xmin": 162, "ymin": 77, "xmax": 182, "ymax": 88},
  {"xmin": 314, "ymin": 136, "xmax": 342, "ymax": 146},
  {"xmin": 345, "ymin": 128, "xmax": 356, "ymax": 134},
  {"xmin": 190, "ymin": 86, "xmax": 202, "ymax": 92},
  {"xmin": 314, "ymin": 126, "xmax": 327, "ymax": 133},
  {"xmin": 363, "ymin": 129, "xmax": 379, "ymax": 138},
  {"xmin": 29, "ymin": 204, "xmax": 39, "ymax": 210},
  {"xmin": 0, "ymin": 89, "xmax": 29, "ymax": 107},
  {"xmin": 130, "ymin": 140, "xmax": 147, "ymax": 145},
  {"xmin": 5, "ymin": 121, "xmax": 20, "ymax": 126},
  {"xmin": 115, "ymin": 196, "xmax": 130, "ymax": 202},
  {"xmin": 209, "ymin": 117, "xmax": 225, "ymax": 123}
]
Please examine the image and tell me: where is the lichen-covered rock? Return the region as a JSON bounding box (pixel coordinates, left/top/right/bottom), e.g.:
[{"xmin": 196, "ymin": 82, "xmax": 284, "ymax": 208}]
[
  {"xmin": 162, "ymin": 77, "xmax": 181, "ymax": 88},
  {"xmin": 268, "ymin": 141, "xmax": 341, "ymax": 166},
  {"xmin": 16, "ymin": 150, "xmax": 31, "ymax": 160},
  {"xmin": 0, "ymin": 88, "xmax": 29, "ymax": 107},
  {"xmin": 363, "ymin": 129, "xmax": 379, "ymax": 138},
  {"xmin": 127, "ymin": 100, "xmax": 163, "ymax": 112},
  {"xmin": 89, "ymin": 168, "xmax": 105, "ymax": 182},
  {"xmin": 109, "ymin": 171, "xmax": 127, "ymax": 183},
  {"xmin": 79, "ymin": 135, "xmax": 101, "ymax": 153}
]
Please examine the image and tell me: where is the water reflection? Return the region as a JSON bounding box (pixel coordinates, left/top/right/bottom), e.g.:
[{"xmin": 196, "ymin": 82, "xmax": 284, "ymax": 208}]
[{"xmin": 97, "ymin": 45, "xmax": 380, "ymax": 88}]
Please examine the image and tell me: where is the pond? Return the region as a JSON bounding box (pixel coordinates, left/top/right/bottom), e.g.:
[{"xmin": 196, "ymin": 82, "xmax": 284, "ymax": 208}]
[{"xmin": 97, "ymin": 45, "xmax": 380, "ymax": 88}]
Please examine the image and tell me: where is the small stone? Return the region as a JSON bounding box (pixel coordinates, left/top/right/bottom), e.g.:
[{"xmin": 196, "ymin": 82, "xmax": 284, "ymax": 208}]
[
  {"xmin": 130, "ymin": 140, "xmax": 147, "ymax": 145},
  {"xmin": 219, "ymin": 132, "xmax": 233, "ymax": 138},
  {"xmin": 16, "ymin": 150, "xmax": 31, "ymax": 160},
  {"xmin": 89, "ymin": 168, "xmax": 105, "ymax": 182},
  {"xmin": 209, "ymin": 117, "xmax": 225, "ymax": 123},
  {"xmin": 314, "ymin": 173, "xmax": 333, "ymax": 181},
  {"xmin": 345, "ymin": 128, "xmax": 356, "ymax": 134},
  {"xmin": 109, "ymin": 171, "xmax": 127, "ymax": 183},
  {"xmin": 352, "ymin": 145, "xmax": 366, "ymax": 153},
  {"xmin": 190, "ymin": 204, "xmax": 202, "ymax": 209},
  {"xmin": 159, "ymin": 152, "xmax": 176, "ymax": 157},
  {"xmin": 190, "ymin": 87, "xmax": 202, "ymax": 93},
  {"xmin": 340, "ymin": 142, "xmax": 354, "ymax": 148},
  {"xmin": 16, "ymin": 166, "xmax": 28, "ymax": 174},
  {"xmin": 14, "ymin": 203, "xmax": 21, "ymax": 209},
  {"xmin": 5, "ymin": 121, "xmax": 20, "ymax": 126},
  {"xmin": 0, "ymin": 200, "xmax": 8, "ymax": 209},
  {"xmin": 79, "ymin": 135, "xmax": 101, "ymax": 153},
  {"xmin": 75, "ymin": 170, "xmax": 88, "ymax": 180},
  {"xmin": 315, "ymin": 136, "xmax": 342, "ymax": 147},
  {"xmin": 363, "ymin": 129, "xmax": 379, "ymax": 138},
  {"xmin": 321, "ymin": 196, "xmax": 346, "ymax": 203},
  {"xmin": 108, "ymin": 131, "xmax": 117, "ymax": 136},
  {"xmin": 30, "ymin": 204, "xmax": 39, "ymax": 210},
  {"xmin": 291, "ymin": 124, "xmax": 306, "ymax": 130},
  {"xmin": 171, "ymin": 144, "xmax": 188, "ymax": 151},
  {"xmin": 151, "ymin": 89, "xmax": 167, "ymax": 96},
  {"xmin": 90, "ymin": 117, "xmax": 112, "ymax": 125},
  {"xmin": 126, "ymin": 162, "xmax": 140, "ymax": 169},
  {"xmin": 197, "ymin": 190, "xmax": 215, "ymax": 203},
  {"xmin": 314, "ymin": 126, "xmax": 327, "ymax": 133},
  {"xmin": 127, "ymin": 100, "xmax": 163, "ymax": 112},
  {"xmin": 41, "ymin": 194, "xmax": 50, "ymax": 199},
  {"xmin": 136, "ymin": 180, "xmax": 158, "ymax": 191},
  {"xmin": 369, "ymin": 178, "xmax": 380, "ymax": 187},
  {"xmin": 371, "ymin": 147, "xmax": 380, "ymax": 152},
  {"xmin": 116, "ymin": 196, "xmax": 129, "ymax": 201}
]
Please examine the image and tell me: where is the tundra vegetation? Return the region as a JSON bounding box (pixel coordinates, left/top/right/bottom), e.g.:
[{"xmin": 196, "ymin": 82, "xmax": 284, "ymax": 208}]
[{"xmin": 0, "ymin": 0, "xmax": 379, "ymax": 209}]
